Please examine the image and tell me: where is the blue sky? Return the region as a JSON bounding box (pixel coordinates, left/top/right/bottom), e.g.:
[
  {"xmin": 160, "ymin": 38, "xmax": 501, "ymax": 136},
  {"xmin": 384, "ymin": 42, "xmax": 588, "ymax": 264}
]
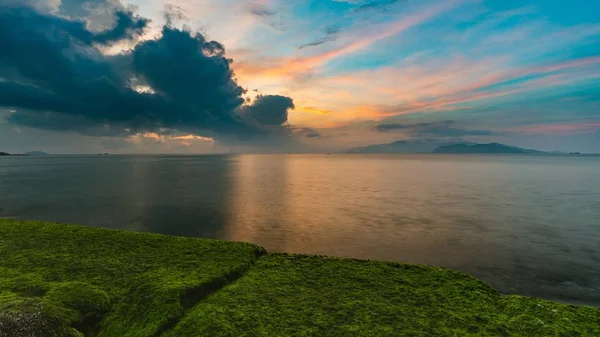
[{"xmin": 1, "ymin": 0, "xmax": 599, "ymax": 153}]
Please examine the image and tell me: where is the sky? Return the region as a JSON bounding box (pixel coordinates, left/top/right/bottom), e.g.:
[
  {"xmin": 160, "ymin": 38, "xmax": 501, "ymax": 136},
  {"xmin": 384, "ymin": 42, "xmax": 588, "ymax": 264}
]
[{"xmin": 1, "ymin": 0, "xmax": 599, "ymax": 154}]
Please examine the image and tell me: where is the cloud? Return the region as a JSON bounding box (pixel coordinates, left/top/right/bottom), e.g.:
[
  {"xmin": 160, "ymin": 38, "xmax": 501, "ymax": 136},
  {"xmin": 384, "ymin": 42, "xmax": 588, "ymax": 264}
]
[
  {"xmin": 245, "ymin": 0, "xmax": 282, "ymax": 29},
  {"xmin": 128, "ymin": 132, "xmax": 215, "ymax": 144},
  {"xmin": 243, "ymin": 95, "xmax": 295, "ymax": 126},
  {"xmin": 511, "ymin": 123, "xmax": 600, "ymax": 135},
  {"xmin": 376, "ymin": 122, "xmax": 433, "ymax": 131},
  {"xmin": 292, "ymin": 127, "xmax": 324, "ymax": 139},
  {"xmin": 130, "ymin": 26, "xmax": 247, "ymax": 128},
  {"xmin": 1, "ymin": 0, "xmax": 61, "ymax": 13},
  {"xmin": 375, "ymin": 120, "xmax": 455, "ymax": 132},
  {"xmin": 374, "ymin": 120, "xmax": 496, "ymax": 137},
  {"xmin": 352, "ymin": 0, "xmax": 403, "ymax": 13},
  {"xmin": 94, "ymin": 9, "xmax": 149, "ymax": 44},
  {"xmin": 298, "ymin": 25, "xmax": 340, "ymax": 49},
  {"xmin": 162, "ymin": 4, "xmax": 188, "ymax": 25},
  {"xmin": 297, "ymin": 106, "xmax": 334, "ymax": 115},
  {"xmin": 315, "ymin": 54, "xmax": 600, "ymax": 122},
  {"xmin": 247, "ymin": 3, "xmax": 276, "ymax": 17},
  {"xmin": 0, "ymin": 5, "xmax": 148, "ymax": 47},
  {"xmin": 236, "ymin": 0, "xmax": 461, "ymax": 79},
  {"xmin": 0, "ymin": 2, "xmax": 295, "ymax": 143},
  {"xmin": 416, "ymin": 126, "xmax": 496, "ymax": 137}
]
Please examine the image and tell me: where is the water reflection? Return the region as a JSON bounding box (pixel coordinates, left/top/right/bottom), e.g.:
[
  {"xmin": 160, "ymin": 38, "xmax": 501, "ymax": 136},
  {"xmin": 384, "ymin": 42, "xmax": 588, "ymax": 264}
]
[
  {"xmin": 129, "ymin": 156, "xmax": 235, "ymax": 237},
  {"xmin": 226, "ymin": 155, "xmax": 290, "ymax": 249},
  {"xmin": 0, "ymin": 155, "xmax": 235, "ymax": 238}
]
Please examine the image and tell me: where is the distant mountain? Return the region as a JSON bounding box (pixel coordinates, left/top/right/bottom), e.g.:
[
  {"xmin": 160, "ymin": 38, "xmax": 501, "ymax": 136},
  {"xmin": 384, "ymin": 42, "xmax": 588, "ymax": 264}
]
[
  {"xmin": 0, "ymin": 152, "xmax": 26, "ymax": 156},
  {"xmin": 433, "ymin": 143, "xmax": 545, "ymax": 154},
  {"xmin": 348, "ymin": 140, "xmax": 548, "ymax": 154},
  {"xmin": 25, "ymin": 151, "xmax": 50, "ymax": 156},
  {"xmin": 348, "ymin": 139, "xmax": 476, "ymax": 154}
]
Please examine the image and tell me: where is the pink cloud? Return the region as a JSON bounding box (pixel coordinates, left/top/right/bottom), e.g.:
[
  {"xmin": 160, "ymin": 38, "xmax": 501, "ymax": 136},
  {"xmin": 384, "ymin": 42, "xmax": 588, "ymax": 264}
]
[
  {"xmin": 314, "ymin": 55, "xmax": 600, "ymax": 120},
  {"xmin": 234, "ymin": 0, "xmax": 465, "ymax": 79}
]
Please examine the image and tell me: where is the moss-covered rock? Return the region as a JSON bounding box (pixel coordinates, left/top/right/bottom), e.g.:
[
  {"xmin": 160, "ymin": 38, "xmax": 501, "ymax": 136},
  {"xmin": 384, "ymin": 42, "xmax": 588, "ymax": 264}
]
[
  {"xmin": 0, "ymin": 219, "xmax": 264, "ymax": 337},
  {"xmin": 0, "ymin": 296, "xmax": 82, "ymax": 337}
]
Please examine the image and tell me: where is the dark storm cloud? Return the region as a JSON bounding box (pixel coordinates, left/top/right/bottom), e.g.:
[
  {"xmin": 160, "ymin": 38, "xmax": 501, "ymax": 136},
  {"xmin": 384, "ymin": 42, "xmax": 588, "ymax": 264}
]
[
  {"xmin": 374, "ymin": 120, "xmax": 496, "ymax": 137},
  {"xmin": 94, "ymin": 10, "xmax": 149, "ymax": 43},
  {"xmin": 0, "ymin": 82, "xmax": 70, "ymax": 114},
  {"xmin": 1, "ymin": 0, "xmax": 58, "ymax": 13},
  {"xmin": 243, "ymin": 95, "xmax": 294, "ymax": 126},
  {"xmin": 0, "ymin": 2, "xmax": 295, "ymax": 140},
  {"xmin": 130, "ymin": 27, "xmax": 247, "ymax": 128},
  {"xmin": 0, "ymin": 5, "xmax": 147, "ymax": 47}
]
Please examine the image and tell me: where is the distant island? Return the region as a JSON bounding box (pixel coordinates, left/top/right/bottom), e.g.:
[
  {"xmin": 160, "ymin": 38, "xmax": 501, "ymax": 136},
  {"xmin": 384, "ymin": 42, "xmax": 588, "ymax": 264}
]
[
  {"xmin": 25, "ymin": 151, "xmax": 50, "ymax": 156},
  {"xmin": 348, "ymin": 140, "xmax": 558, "ymax": 154},
  {"xmin": 0, "ymin": 151, "xmax": 49, "ymax": 156},
  {"xmin": 432, "ymin": 143, "xmax": 544, "ymax": 154},
  {"xmin": 347, "ymin": 139, "xmax": 475, "ymax": 154},
  {"xmin": 0, "ymin": 152, "xmax": 26, "ymax": 156}
]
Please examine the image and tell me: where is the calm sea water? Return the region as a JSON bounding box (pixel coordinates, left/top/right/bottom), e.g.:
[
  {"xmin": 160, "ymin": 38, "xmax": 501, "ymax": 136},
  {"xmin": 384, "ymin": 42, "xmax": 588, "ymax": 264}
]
[{"xmin": 1, "ymin": 154, "xmax": 599, "ymax": 305}]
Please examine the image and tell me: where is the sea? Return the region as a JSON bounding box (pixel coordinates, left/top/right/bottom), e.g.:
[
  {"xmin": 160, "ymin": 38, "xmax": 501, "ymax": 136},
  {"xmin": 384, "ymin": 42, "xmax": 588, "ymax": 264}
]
[{"xmin": 1, "ymin": 154, "xmax": 599, "ymax": 306}]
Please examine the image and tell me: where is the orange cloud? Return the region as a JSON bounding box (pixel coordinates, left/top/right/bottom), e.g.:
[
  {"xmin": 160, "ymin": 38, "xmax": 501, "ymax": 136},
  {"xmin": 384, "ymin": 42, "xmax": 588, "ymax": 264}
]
[
  {"xmin": 297, "ymin": 106, "xmax": 334, "ymax": 115},
  {"xmin": 170, "ymin": 134, "xmax": 216, "ymax": 144},
  {"xmin": 128, "ymin": 133, "xmax": 215, "ymax": 144}
]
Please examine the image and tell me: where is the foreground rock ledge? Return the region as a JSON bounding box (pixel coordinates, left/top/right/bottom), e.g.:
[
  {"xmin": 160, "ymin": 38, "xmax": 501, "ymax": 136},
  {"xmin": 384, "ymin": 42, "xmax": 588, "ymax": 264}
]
[{"xmin": 1, "ymin": 219, "xmax": 599, "ymax": 337}]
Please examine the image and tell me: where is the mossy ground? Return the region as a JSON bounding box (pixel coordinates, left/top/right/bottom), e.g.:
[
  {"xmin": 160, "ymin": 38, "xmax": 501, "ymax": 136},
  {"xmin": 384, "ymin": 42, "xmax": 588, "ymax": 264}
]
[
  {"xmin": 165, "ymin": 254, "xmax": 600, "ymax": 337},
  {"xmin": 0, "ymin": 220, "xmax": 264, "ymax": 336},
  {"xmin": 1, "ymin": 219, "xmax": 599, "ymax": 336}
]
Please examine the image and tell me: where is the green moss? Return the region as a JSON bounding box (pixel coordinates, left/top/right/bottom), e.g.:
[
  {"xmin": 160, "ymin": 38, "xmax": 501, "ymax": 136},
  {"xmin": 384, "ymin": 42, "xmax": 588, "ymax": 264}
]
[
  {"xmin": 44, "ymin": 282, "xmax": 110, "ymax": 314},
  {"xmin": 3, "ymin": 273, "xmax": 50, "ymax": 297},
  {"xmin": 0, "ymin": 296, "xmax": 81, "ymax": 337},
  {"xmin": 165, "ymin": 254, "xmax": 600, "ymax": 337},
  {"xmin": 498, "ymin": 295, "xmax": 600, "ymax": 336},
  {"xmin": 0, "ymin": 219, "xmax": 264, "ymax": 336},
  {"xmin": 165, "ymin": 254, "xmax": 505, "ymax": 337},
  {"xmin": 1, "ymin": 219, "xmax": 599, "ymax": 336}
]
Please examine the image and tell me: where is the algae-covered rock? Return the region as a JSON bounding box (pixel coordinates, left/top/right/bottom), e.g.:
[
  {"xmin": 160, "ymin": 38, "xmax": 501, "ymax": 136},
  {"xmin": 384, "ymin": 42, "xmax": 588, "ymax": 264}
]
[{"xmin": 0, "ymin": 296, "xmax": 81, "ymax": 337}]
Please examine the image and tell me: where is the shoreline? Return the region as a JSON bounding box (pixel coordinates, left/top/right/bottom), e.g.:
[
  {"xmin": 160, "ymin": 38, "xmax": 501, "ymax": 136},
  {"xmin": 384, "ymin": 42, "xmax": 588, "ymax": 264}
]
[{"xmin": 1, "ymin": 219, "xmax": 599, "ymax": 336}]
